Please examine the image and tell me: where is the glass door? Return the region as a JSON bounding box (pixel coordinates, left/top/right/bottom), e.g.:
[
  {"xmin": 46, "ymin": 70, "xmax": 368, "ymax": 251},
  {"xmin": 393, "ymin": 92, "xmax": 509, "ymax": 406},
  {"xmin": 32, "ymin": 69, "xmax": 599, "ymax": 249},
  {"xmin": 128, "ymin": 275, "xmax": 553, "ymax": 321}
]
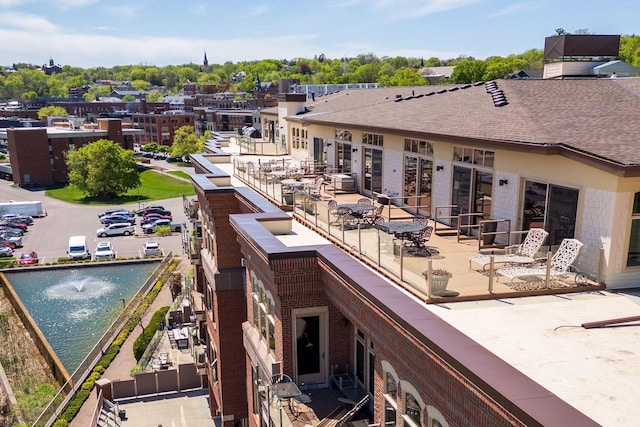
[
  {"xmin": 522, "ymin": 180, "xmax": 578, "ymax": 246},
  {"xmin": 363, "ymin": 147, "xmax": 383, "ymax": 196},
  {"xmin": 295, "ymin": 312, "xmax": 327, "ymax": 385},
  {"xmin": 452, "ymin": 166, "xmax": 493, "ymax": 232}
]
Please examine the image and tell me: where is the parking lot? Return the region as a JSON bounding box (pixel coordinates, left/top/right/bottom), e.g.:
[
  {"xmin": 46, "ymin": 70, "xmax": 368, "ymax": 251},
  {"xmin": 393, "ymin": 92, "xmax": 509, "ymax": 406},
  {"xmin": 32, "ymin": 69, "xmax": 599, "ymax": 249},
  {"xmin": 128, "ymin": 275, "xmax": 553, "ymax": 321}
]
[{"xmin": 0, "ymin": 180, "xmax": 193, "ymax": 263}]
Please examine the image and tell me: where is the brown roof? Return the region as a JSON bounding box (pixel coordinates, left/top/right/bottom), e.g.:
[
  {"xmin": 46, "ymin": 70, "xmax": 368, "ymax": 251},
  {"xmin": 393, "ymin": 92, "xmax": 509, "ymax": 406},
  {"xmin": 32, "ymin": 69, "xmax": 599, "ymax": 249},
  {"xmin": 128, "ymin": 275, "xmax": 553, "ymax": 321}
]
[{"xmin": 290, "ymin": 79, "xmax": 640, "ymax": 171}]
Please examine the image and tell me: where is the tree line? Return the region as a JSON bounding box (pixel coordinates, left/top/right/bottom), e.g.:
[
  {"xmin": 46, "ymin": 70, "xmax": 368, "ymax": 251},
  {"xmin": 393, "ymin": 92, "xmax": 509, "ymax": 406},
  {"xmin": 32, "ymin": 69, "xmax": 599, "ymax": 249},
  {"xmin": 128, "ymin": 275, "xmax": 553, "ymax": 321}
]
[{"xmin": 1, "ymin": 34, "xmax": 640, "ymax": 102}]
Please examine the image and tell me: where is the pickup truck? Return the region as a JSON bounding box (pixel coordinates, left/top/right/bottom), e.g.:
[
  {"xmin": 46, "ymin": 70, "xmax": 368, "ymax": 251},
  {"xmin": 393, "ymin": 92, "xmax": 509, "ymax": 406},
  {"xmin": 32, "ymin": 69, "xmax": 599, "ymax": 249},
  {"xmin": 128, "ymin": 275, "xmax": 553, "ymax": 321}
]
[{"xmin": 141, "ymin": 219, "xmax": 184, "ymax": 234}]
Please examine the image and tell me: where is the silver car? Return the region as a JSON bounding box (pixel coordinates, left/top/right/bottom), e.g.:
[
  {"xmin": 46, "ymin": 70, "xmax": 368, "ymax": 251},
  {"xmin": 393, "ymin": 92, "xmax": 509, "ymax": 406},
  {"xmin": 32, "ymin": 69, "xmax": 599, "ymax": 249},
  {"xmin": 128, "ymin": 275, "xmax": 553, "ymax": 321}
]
[{"xmin": 96, "ymin": 223, "xmax": 135, "ymax": 237}]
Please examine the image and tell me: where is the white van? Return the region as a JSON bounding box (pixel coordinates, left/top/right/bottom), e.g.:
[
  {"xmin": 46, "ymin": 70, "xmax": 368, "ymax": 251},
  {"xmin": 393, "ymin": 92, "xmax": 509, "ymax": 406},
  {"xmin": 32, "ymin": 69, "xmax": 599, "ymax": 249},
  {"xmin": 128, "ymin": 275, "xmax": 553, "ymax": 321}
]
[{"xmin": 68, "ymin": 235, "xmax": 90, "ymax": 260}]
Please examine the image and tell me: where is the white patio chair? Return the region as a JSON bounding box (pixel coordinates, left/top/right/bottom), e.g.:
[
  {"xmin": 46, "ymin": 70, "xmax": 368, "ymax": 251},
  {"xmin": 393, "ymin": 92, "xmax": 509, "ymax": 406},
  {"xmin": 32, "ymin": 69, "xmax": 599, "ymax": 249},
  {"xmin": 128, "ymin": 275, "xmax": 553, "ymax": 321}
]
[
  {"xmin": 496, "ymin": 238, "xmax": 584, "ymax": 283},
  {"xmin": 469, "ymin": 228, "xmax": 549, "ymax": 271}
]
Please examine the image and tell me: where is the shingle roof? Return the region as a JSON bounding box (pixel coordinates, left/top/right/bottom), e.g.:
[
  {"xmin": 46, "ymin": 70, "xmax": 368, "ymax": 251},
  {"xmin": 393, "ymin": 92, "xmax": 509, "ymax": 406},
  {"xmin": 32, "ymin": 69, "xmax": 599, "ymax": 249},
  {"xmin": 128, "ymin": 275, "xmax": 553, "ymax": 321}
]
[{"xmin": 291, "ymin": 79, "xmax": 640, "ymax": 169}]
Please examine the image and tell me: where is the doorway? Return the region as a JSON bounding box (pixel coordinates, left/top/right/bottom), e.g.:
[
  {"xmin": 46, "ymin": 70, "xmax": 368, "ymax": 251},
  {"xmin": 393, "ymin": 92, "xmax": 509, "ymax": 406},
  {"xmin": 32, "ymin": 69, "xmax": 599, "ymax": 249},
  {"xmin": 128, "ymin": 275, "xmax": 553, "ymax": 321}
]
[
  {"xmin": 363, "ymin": 147, "xmax": 383, "ymax": 197},
  {"xmin": 294, "ymin": 309, "xmax": 327, "ymax": 386}
]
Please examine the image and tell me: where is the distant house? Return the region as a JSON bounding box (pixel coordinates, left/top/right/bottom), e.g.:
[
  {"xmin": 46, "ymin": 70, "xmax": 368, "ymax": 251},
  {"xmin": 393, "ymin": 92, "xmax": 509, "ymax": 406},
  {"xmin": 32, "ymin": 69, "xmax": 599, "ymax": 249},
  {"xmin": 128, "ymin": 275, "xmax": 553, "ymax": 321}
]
[
  {"xmin": 420, "ymin": 66, "xmax": 455, "ymax": 82},
  {"xmin": 42, "ymin": 58, "xmax": 62, "ymax": 75}
]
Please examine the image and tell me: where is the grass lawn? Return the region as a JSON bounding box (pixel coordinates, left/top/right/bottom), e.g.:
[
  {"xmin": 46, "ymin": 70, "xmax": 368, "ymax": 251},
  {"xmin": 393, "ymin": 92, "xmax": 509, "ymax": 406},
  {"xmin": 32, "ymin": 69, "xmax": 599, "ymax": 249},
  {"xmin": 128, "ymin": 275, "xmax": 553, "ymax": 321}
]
[
  {"xmin": 45, "ymin": 169, "xmax": 195, "ymax": 205},
  {"xmin": 167, "ymin": 170, "xmax": 190, "ymax": 180}
]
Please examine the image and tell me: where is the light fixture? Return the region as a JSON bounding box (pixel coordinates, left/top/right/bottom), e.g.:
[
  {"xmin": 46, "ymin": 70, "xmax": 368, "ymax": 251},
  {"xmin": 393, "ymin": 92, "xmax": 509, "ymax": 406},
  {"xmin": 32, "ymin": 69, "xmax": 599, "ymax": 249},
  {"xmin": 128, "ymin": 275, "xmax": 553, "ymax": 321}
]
[
  {"xmin": 326, "ymin": 142, "xmax": 332, "ymax": 147},
  {"xmin": 352, "ymin": 147, "xmax": 358, "ymax": 153},
  {"xmin": 436, "ymin": 165, "xmax": 444, "ymax": 171},
  {"xmin": 499, "ymin": 179, "xmax": 508, "ymax": 186}
]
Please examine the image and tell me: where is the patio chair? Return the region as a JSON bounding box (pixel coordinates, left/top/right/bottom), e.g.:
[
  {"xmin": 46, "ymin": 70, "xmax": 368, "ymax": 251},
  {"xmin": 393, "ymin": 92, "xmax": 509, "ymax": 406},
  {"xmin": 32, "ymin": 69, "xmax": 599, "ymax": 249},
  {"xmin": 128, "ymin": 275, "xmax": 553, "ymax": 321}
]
[
  {"xmin": 363, "ymin": 204, "xmax": 384, "ymax": 226},
  {"xmin": 357, "ymin": 198, "xmax": 372, "ymax": 205},
  {"xmin": 307, "ymin": 177, "xmax": 324, "ymax": 199},
  {"xmin": 469, "ymin": 228, "xmax": 549, "ymax": 271},
  {"xmin": 496, "ymin": 238, "xmax": 584, "ymax": 283}
]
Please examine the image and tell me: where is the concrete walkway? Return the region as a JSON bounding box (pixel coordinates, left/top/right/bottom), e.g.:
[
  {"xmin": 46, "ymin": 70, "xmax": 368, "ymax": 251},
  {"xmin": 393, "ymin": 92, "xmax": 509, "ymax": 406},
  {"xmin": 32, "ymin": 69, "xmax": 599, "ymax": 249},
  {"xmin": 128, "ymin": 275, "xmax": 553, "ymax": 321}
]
[{"xmin": 70, "ymin": 256, "xmax": 190, "ymax": 427}]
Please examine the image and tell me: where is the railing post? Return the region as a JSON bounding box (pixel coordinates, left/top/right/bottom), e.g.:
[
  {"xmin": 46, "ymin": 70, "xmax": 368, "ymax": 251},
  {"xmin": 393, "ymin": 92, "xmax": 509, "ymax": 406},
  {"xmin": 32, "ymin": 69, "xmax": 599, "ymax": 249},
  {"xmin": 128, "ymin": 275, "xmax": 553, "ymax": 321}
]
[
  {"xmin": 544, "ymin": 251, "xmax": 552, "ymax": 289},
  {"xmin": 488, "ymin": 257, "xmax": 494, "ymax": 293},
  {"xmin": 426, "ymin": 259, "xmax": 433, "ymax": 299}
]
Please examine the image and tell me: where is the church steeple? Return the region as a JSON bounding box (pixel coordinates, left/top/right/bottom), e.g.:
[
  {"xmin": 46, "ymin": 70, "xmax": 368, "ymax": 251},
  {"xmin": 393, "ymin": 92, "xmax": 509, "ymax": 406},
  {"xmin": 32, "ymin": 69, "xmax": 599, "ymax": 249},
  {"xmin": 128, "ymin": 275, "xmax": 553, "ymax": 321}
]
[{"xmin": 203, "ymin": 51, "xmax": 208, "ymax": 68}]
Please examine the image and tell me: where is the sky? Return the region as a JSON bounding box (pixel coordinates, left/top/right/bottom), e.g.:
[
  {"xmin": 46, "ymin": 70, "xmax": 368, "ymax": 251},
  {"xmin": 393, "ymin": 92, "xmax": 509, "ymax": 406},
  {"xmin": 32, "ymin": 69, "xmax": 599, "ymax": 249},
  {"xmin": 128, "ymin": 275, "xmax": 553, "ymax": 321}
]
[{"xmin": 0, "ymin": 0, "xmax": 638, "ymax": 69}]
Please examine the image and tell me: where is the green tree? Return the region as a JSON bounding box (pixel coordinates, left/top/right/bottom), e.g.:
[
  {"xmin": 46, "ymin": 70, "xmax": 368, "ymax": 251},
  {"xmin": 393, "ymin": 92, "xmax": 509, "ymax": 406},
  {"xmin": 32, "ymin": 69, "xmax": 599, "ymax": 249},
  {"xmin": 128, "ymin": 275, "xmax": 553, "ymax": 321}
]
[
  {"xmin": 37, "ymin": 105, "xmax": 68, "ymax": 119},
  {"xmin": 450, "ymin": 58, "xmax": 486, "ymax": 84},
  {"xmin": 171, "ymin": 126, "xmax": 205, "ymax": 159},
  {"xmin": 142, "ymin": 142, "xmax": 159, "ymax": 153},
  {"xmin": 382, "ymin": 67, "xmax": 428, "ymax": 86},
  {"xmin": 146, "ymin": 90, "xmax": 164, "ymax": 102},
  {"xmin": 131, "ymin": 79, "xmax": 149, "ymax": 91},
  {"xmin": 65, "ymin": 139, "xmax": 140, "ymax": 199}
]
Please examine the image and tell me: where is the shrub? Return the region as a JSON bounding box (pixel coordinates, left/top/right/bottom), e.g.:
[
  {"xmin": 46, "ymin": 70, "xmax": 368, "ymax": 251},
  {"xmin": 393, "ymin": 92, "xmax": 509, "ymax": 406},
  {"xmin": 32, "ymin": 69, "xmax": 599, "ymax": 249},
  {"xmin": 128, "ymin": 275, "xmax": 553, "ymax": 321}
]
[{"xmin": 133, "ymin": 306, "xmax": 170, "ymax": 361}]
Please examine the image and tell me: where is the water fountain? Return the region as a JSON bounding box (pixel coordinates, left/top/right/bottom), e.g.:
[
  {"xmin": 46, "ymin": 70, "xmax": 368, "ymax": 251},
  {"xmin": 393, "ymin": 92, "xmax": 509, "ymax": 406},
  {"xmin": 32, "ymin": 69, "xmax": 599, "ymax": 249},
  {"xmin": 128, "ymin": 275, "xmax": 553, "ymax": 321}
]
[{"xmin": 5, "ymin": 263, "xmax": 159, "ymax": 372}]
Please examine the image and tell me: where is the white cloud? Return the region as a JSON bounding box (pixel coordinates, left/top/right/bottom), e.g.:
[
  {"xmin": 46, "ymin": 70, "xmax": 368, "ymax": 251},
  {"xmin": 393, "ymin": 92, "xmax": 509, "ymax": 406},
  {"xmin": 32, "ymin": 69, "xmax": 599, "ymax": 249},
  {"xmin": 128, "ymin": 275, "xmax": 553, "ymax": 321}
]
[
  {"xmin": 0, "ymin": 0, "xmax": 35, "ymax": 7},
  {"xmin": 3, "ymin": 13, "xmax": 59, "ymax": 32},
  {"xmin": 484, "ymin": 2, "xmax": 540, "ymax": 18},
  {"xmin": 249, "ymin": 4, "xmax": 269, "ymax": 16},
  {"xmin": 370, "ymin": 0, "xmax": 484, "ymax": 19},
  {"xmin": 53, "ymin": 0, "xmax": 98, "ymax": 8}
]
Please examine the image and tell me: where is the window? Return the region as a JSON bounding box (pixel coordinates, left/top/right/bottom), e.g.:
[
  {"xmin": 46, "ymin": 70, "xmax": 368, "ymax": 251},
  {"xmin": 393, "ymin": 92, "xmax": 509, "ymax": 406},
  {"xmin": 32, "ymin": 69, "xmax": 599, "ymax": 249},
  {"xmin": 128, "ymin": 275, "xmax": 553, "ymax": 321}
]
[
  {"xmin": 383, "ymin": 371, "xmax": 398, "ymax": 427},
  {"xmin": 355, "ymin": 330, "xmax": 365, "ymax": 385},
  {"xmin": 627, "ymin": 192, "xmax": 640, "ymax": 267},
  {"xmin": 209, "ymin": 343, "xmax": 218, "ymax": 382},
  {"xmin": 453, "ymin": 146, "xmax": 494, "ymax": 168},
  {"xmin": 522, "ymin": 181, "xmax": 578, "ymax": 246},
  {"xmin": 337, "ymin": 142, "xmax": 352, "ymax": 173},
  {"xmin": 363, "ymin": 132, "xmax": 384, "ymax": 147},
  {"xmin": 404, "ymin": 138, "xmax": 433, "ymax": 155},
  {"xmin": 403, "ymin": 392, "xmax": 421, "ymax": 427},
  {"xmin": 250, "ymin": 272, "xmax": 276, "ymax": 353}
]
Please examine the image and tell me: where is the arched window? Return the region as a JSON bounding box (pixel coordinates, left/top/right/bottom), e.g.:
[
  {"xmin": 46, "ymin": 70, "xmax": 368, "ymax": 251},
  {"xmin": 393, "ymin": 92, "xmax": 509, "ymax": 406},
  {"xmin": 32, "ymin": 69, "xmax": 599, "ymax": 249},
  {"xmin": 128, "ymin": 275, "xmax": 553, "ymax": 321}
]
[{"xmin": 403, "ymin": 392, "xmax": 421, "ymax": 427}]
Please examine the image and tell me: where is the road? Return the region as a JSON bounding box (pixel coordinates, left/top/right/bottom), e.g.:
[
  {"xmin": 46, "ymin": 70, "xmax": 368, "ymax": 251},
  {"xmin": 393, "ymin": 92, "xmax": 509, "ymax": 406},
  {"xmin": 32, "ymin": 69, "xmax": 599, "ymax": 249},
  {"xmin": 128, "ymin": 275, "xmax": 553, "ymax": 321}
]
[{"xmin": 0, "ymin": 161, "xmax": 196, "ymax": 262}]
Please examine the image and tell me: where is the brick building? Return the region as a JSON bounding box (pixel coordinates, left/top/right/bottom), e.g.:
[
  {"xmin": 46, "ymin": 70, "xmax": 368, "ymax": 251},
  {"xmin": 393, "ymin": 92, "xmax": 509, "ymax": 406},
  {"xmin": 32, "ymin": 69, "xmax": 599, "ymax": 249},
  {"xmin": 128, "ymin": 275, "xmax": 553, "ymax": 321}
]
[
  {"xmin": 3, "ymin": 118, "xmax": 142, "ymax": 187},
  {"xmin": 131, "ymin": 111, "xmax": 194, "ymax": 146},
  {"xmin": 188, "ymin": 153, "xmax": 597, "ymax": 427}
]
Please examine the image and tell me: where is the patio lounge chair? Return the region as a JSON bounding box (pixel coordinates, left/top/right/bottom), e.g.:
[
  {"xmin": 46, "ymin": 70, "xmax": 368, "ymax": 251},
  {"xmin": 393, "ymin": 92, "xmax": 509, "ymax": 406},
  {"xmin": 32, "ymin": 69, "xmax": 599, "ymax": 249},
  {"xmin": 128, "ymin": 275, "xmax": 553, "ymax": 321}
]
[
  {"xmin": 469, "ymin": 228, "xmax": 549, "ymax": 270},
  {"xmin": 496, "ymin": 238, "xmax": 584, "ymax": 283}
]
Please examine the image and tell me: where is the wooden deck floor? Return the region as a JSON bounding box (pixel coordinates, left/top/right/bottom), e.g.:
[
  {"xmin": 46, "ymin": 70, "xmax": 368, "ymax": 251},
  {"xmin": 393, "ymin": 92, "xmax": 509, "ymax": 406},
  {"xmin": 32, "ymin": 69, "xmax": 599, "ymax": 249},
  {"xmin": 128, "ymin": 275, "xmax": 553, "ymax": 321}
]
[{"xmin": 240, "ymin": 175, "xmax": 605, "ymax": 303}]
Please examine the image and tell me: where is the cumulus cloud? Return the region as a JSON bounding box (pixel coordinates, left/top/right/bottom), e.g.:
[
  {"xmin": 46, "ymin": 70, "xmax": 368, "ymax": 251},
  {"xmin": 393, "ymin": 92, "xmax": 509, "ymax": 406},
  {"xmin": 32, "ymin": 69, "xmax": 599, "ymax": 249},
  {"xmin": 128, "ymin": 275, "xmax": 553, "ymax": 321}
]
[{"xmin": 3, "ymin": 13, "xmax": 59, "ymax": 32}]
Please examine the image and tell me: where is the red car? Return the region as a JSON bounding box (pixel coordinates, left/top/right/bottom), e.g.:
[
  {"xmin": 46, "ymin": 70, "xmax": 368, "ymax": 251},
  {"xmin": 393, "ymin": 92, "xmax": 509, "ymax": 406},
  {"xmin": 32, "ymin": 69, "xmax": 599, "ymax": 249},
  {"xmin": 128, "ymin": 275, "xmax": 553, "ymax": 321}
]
[
  {"xmin": 17, "ymin": 251, "xmax": 38, "ymax": 265},
  {"xmin": 143, "ymin": 213, "xmax": 173, "ymax": 221}
]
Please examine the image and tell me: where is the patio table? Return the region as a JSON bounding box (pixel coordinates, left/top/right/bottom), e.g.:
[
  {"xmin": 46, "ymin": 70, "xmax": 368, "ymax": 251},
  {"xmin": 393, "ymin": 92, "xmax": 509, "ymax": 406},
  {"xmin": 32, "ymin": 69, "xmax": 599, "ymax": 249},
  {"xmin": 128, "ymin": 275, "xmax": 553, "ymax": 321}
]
[
  {"xmin": 377, "ymin": 221, "xmax": 431, "ymax": 255},
  {"xmin": 336, "ymin": 204, "xmax": 377, "ymax": 227}
]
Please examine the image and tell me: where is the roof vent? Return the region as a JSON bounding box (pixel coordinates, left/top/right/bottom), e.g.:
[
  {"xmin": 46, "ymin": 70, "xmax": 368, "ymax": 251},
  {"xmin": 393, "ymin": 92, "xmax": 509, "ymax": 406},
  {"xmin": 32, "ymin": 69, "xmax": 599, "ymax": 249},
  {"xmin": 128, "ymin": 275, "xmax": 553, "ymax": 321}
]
[
  {"xmin": 395, "ymin": 94, "xmax": 402, "ymax": 99},
  {"xmin": 485, "ymin": 82, "xmax": 508, "ymax": 107},
  {"xmin": 448, "ymin": 87, "xmax": 459, "ymax": 92},
  {"xmin": 460, "ymin": 84, "xmax": 472, "ymax": 89},
  {"xmin": 437, "ymin": 89, "xmax": 447, "ymax": 94},
  {"xmin": 425, "ymin": 92, "xmax": 435, "ymax": 96},
  {"xmin": 473, "ymin": 81, "xmax": 485, "ymax": 86}
]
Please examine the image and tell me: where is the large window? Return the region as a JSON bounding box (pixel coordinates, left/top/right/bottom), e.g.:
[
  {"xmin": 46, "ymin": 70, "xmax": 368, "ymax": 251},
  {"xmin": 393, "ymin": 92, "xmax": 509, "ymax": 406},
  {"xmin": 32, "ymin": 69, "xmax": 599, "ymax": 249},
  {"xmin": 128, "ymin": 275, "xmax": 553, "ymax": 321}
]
[
  {"xmin": 627, "ymin": 192, "xmax": 640, "ymax": 267},
  {"xmin": 403, "ymin": 392, "xmax": 421, "ymax": 427},
  {"xmin": 522, "ymin": 181, "xmax": 578, "ymax": 246},
  {"xmin": 404, "ymin": 152, "xmax": 432, "ymax": 216},
  {"xmin": 383, "ymin": 372, "xmax": 398, "ymax": 427},
  {"xmin": 250, "ymin": 273, "xmax": 276, "ymax": 353}
]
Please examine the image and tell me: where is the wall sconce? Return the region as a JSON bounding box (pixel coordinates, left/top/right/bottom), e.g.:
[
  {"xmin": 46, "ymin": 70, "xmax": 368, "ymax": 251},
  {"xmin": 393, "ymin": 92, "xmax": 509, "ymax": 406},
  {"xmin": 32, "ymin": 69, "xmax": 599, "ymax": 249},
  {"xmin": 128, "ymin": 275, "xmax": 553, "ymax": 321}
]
[
  {"xmin": 435, "ymin": 165, "xmax": 444, "ymax": 171},
  {"xmin": 499, "ymin": 179, "xmax": 508, "ymax": 186},
  {"xmin": 352, "ymin": 148, "xmax": 358, "ymax": 153},
  {"xmin": 326, "ymin": 142, "xmax": 332, "ymax": 147}
]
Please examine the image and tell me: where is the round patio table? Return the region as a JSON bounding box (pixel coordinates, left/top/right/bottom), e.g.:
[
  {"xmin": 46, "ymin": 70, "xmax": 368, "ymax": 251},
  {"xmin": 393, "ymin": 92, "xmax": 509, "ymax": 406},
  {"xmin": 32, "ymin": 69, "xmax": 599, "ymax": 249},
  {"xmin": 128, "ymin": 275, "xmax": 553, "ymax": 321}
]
[{"xmin": 376, "ymin": 221, "xmax": 427, "ymax": 238}]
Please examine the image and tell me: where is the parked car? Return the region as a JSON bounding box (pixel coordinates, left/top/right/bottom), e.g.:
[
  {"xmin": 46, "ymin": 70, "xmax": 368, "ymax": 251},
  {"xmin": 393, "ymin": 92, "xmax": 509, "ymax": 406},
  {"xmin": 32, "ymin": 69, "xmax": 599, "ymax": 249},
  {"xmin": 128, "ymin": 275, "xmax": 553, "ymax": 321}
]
[
  {"xmin": 141, "ymin": 219, "xmax": 182, "ymax": 234},
  {"xmin": 100, "ymin": 214, "xmax": 136, "ymax": 225},
  {"xmin": 135, "ymin": 205, "xmax": 165, "ymax": 216},
  {"xmin": 0, "ymin": 246, "xmax": 13, "ymax": 257},
  {"xmin": 0, "ymin": 227, "xmax": 23, "ymax": 237},
  {"xmin": 94, "ymin": 241, "xmax": 116, "ymax": 260},
  {"xmin": 96, "ymin": 223, "xmax": 135, "ymax": 237},
  {"xmin": 143, "ymin": 241, "xmax": 162, "ymax": 256},
  {"xmin": 2, "ymin": 214, "xmax": 33, "ymax": 225},
  {"xmin": 0, "ymin": 235, "xmax": 22, "ymax": 247},
  {"xmin": 0, "ymin": 220, "xmax": 27, "ymax": 231},
  {"xmin": 143, "ymin": 213, "xmax": 173, "ymax": 222},
  {"xmin": 0, "ymin": 240, "xmax": 16, "ymax": 249},
  {"xmin": 17, "ymin": 251, "xmax": 38, "ymax": 265},
  {"xmin": 98, "ymin": 208, "xmax": 132, "ymax": 219}
]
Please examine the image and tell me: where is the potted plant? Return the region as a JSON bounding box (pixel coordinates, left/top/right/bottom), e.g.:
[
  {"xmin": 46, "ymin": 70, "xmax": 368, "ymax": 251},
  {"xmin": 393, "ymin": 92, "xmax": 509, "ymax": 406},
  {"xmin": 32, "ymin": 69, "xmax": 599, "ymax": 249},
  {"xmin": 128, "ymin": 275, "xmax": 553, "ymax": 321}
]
[{"xmin": 422, "ymin": 268, "xmax": 452, "ymax": 294}]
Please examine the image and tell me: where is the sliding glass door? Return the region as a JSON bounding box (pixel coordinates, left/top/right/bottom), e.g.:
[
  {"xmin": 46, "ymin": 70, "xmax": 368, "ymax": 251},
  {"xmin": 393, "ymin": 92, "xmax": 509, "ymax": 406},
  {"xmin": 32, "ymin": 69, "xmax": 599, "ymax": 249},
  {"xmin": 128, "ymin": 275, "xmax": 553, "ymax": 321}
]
[{"xmin": 522, "ymin": 180, "xmax": 578, "ymax": 246}]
